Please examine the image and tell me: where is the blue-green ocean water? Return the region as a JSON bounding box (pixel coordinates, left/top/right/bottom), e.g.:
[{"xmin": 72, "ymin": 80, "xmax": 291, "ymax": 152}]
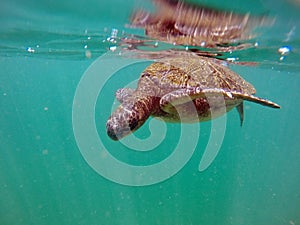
[{"xmin": 1, "ymin": 0, "xmax": 300, "ymax": 224}]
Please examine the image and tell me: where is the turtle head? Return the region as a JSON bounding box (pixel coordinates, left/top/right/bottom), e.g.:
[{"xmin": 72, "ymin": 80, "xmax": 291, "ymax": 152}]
[
  {"xmin": 106, "ymin": 106, "xmax": 142, "ymax": 140},
  {"xmin": 106, "ymin": 96, "xmax": 156, "ymax": 140}
]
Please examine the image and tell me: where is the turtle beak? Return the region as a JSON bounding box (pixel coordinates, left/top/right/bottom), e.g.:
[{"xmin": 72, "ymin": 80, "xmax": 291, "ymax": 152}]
[{"xmin": 106, "ymin": 123, "xmax": 120, "ymax": 141}]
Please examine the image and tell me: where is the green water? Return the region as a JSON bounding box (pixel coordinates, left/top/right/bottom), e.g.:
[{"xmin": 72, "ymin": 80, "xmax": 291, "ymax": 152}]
[{"xmin": 1, "ymin": 0, "xmax": 300, "ymax": 224}]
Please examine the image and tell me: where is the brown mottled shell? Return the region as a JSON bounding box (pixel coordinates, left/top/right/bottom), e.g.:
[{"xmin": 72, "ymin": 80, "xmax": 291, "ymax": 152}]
[{"xmin": 137, "ymin": 55, "xmax": 256, "ymax": 97}]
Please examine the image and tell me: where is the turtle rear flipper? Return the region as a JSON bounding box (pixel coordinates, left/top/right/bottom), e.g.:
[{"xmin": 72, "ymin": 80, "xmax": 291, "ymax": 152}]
[{"xmin": 235, "ymin": 102, "xmax": 244, "ymax": 126}]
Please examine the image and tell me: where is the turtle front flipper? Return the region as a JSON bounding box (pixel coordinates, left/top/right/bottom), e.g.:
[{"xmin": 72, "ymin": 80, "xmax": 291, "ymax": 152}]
[
  {"xmin": 160, "ymin": 87, "xmax": 280, "ymax": 109},
  {"xmin": 160, "ymin": 87, "xmax": 237, "ymax": 113},
  {"xmin": 160, "ymin": 87, "xmax": 241, "ymax": 122},
  {"xmin": 106, "ymin": 95, "xmax": 159, "ymax": 140},
  {"xmin": 160, "ymin": 87, "xmax": 280, "ymax": 123},
  {"xmin": 229, "ymin": 90, "xmax": 281, "ymax": 108}
]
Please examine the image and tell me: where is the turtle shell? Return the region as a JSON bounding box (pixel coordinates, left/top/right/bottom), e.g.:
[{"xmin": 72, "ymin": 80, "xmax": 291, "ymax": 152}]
[{"xmin": 137, "ymin": 55, "xmax": 256, "ymax": 97}]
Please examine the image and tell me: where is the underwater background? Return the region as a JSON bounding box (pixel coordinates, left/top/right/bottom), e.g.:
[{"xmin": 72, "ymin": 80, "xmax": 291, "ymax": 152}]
[{"xmin": 0, "ymin": 0, "xmax": 300, "ymax": 224}]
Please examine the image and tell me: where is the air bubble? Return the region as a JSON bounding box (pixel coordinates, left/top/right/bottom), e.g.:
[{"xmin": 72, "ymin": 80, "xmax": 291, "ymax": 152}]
[
  {"xmin": 111, "ymin": 28, "xmax": 118, "ymax": 38},
  {"xmin": 278, "ymin": 46, "xmax": 291, "ymax": 55},
  {"xmin": 109, "ymin": 46, "xmax": 117, "ymax": 51},
  {"xmin": 226, "ymin": 57, "xmax": 238, "ymax": 62},
  {"xmin": 85, "ymin": 50, "xmax": 92, "ymax": 58},
  {"xmin": 106, "ymin": 28, "xmax": 119, "ymax": 43},
  {"xmin": 26, "ymin": 47, "xmax": 35, "ymax": 53}
]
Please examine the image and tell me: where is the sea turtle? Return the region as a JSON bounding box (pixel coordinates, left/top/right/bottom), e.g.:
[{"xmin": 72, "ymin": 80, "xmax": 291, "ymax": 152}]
[{"xmin": 106, "ymin": 55, "xmax": 280, "ymax": 140}]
